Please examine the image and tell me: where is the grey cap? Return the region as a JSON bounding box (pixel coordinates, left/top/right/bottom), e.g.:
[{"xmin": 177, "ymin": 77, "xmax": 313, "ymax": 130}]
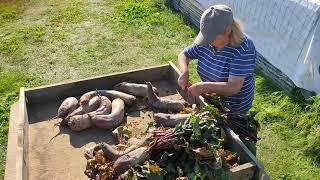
[{"xmin": 194, "ymin": 4, "xmax": 233, "ymax": 46}]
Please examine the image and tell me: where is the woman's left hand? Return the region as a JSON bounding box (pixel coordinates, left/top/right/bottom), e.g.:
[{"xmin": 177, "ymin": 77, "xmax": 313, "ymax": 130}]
[{"xmin": 187, "ymin": 82, "xmax": 205, "ymax": 96}]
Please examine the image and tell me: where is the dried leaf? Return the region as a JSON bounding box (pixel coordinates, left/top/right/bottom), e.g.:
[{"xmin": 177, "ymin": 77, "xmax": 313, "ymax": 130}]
[{"xmin": 149, "ymin": 164, "xmax": 162, "ymax": 174}]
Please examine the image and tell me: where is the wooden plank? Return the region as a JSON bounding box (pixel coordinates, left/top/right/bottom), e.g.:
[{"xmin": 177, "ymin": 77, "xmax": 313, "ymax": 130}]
[
  {"xmin": 15, "ymin": 88, "xmax": 28, "ymax": 180},
  {"xmin": 25, "ymin": 64, "xmax": 170, "ymax": 105},
  {"xmin": 5, "ymin": 102, "xmax": 19, "ymax": 180},
  {"xmin": 228, "ymin": 162, "xmax": 256, "ymax": 180},
  {"xmin": 224, "ymin": 127, "xmax": 268, "ymax": 180}
]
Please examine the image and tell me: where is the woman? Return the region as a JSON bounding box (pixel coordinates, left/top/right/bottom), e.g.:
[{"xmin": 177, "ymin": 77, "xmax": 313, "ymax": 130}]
[{"xmin": 178, "ymin": 4, "xmax": 256, "ymax": 114}]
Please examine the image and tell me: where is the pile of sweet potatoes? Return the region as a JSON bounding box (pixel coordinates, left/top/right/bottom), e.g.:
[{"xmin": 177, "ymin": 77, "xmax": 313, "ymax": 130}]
[
  {"xmin": 55, "ymin": 81, "xmax": 190, "ymax": 131},
  {"xmin": 54, "ymin": 81, "xmax": 194, "ymax": 179}
]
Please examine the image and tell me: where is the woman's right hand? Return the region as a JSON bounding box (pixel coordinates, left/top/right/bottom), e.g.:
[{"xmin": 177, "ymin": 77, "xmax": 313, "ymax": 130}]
[{"xmin": 178, "ymin": 71, "xmax": 190, "ymax": 90}]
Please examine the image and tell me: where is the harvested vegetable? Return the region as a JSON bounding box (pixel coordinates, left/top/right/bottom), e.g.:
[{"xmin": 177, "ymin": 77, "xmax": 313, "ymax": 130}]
[
  {"xmin": 68, "ymin": 114, "xmax": 92, "ymax": 131},
  {"xmin": 86, "ymin": 136, "xmax": 151, "ymax": 162},
  {"xmin": 113, "ymin": 146, "xmax": 151, "ymax": 175},
  {"xmin": 83, "ymin": 100, "xmax": 248, "ymax": 179},
  {"xmin": 123, "ymin": 105, "xmax": 231, "ymax": 179},
  {"xmin": 80, "ymin": 90, "xmax": 136, "ymax": 106},
  {"xmin": 90, "ymin": 98, "xmax": 125, "ymax": 129},
  {"xmin": 88, "ymin": 96, "xmax": 112, "ymax": 116},
  {"xmin": 65, "ymin": 96, "xmax": 101, "ymax": 121},
  {"xmin": 56, "ymin": 97, "xmax": 78, "ymax": 119},
  {"xmin": 146, "ymin": 82, "xmax": 187, "ymax": 112},
  {"xmin": 113, "ymin": 82, "xmax": 159, "ymax": 97},
  {"xmin": 154, "ymin": 113, "xmax": 191, "ymax": 127},
  {"xmin": 80, "ymin": 91, "xmax": 97, "ymax": 105},
  {"xmin": 97, "ymin": 90, "xmax": 136, "ymax": 106}
]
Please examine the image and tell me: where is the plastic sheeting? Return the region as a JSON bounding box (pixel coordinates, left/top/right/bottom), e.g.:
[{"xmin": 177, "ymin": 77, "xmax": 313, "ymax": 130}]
[{"xmin": 183, "ymin": 0, "xmax": 320, "ymax": 94}]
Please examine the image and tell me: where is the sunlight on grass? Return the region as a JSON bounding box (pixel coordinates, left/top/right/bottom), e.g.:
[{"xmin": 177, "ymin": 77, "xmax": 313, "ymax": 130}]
[
  {"xmin": 0, "ymin": 24, "xmax": 45, "ymax": 55},
  {"xmin": 0, "ymin": 3, "xmax": 19, "ymax": 25},
  {"xmin": 48, "ymin": 0, "xmax": 86, "ymax": 24}
]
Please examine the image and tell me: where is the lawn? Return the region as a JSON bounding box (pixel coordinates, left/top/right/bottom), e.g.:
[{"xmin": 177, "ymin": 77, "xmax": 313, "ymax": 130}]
[{"xmin": 0, "ymin": 0, "xmax": 319, "ymax": 179}]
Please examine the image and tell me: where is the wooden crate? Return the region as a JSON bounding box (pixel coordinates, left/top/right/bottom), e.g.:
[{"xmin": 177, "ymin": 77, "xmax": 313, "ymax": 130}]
[{"xmin": 5, "ymin": 62, "xmax": 268, "ymax": 180}]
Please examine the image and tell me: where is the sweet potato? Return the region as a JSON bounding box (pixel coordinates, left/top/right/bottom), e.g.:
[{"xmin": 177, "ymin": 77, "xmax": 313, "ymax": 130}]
[
  {"xmin": 88, "ymin": 96, "xmax": 112, "ymax": 116},
  {"xmin": 104, "ymin": 136, "xmax": 152, "ymax": 161},
  {"xmin": 146, "ymin": 82, "xmax": 187, "ymax": 112},
  {"xmin": 113, "ymin": 82, "xmax": 158, "ymax": 97},
  {"xmin": 113, "ymin": 147, "xmax": 151, "ymax": 175},
  {"xmin": 56, "ymin": 97, "xmax": 79, "ymax": 119},
  {"xmin": 84, "ymin": 143, "xmax": 125, "ymax": 161},
  {"xmin": 154, "ymin": 113, "xmax": 191, "ymax": 127},
  {"xmin": 85, "ymin": 136, "xmax": 152, "ymax": 161},
  {"xmin": 79, "ymin": 91, "xmax": 97, "ymax": 105},
  {"xmin": 96, "ymin": 90, "xmax": 136, "ymax": 106},
  {"xmin": 68, "ymin": 114, "xmax": 92, "ymax": 131},
  {"xmin": 90, "ymin": 98, "xmax": 125, "ymax": 129},
  {"xmin": 65, "ymin": 96, "xmax": 101, "ymax": 121}
]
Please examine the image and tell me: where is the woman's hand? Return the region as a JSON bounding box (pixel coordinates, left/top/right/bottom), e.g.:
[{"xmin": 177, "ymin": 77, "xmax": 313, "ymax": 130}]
[
  {"xmin": 178, "ymin": 71, "xmax": 190, "ymax": 90},
  {"xmin": 187, "ymin": 82, "xmax": 205, "ymax": 96}
]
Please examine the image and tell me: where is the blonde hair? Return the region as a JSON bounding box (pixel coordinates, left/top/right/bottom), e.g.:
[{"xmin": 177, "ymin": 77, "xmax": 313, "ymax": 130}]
[{"xmin": 229, "ymin": 18, "xmax": 245, "ymax": 47}]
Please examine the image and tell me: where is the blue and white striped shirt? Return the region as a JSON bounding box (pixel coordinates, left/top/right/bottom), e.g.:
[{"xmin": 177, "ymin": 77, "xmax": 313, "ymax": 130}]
[{"xmin": 183, "ymin": 36, "xmax": 256, "ymax": 113}]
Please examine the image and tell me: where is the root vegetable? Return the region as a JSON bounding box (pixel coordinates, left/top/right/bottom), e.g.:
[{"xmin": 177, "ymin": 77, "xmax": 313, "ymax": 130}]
[
  {"xmin": 96, "ymin": 90, "xmax": 136, "ymax": 106},
  {"xmin": 146, "ymin": 82, "xmax": 187, "ymax": 112},
  {"xmin": 84, "ymin": 136, "xmax": 151, "ymax": 161},
  {"xmin": 88, "ymin": 96, "xmax": 112, "ymax": 116},
  {"xmin": 68, "ymin": 114, "xmax": 92, "ymax": 131},
  {"xmin": 65, "ymin": 96, "xmax": 101, "ymax": 121},
  {"xmin": 151, "ymin": 128, "xmax": 183, "ymax": 151},
  {"xmin": 113, "ymin": 82, "xmax": 158, "ymax": 97},
  {"xmin": 90, "ymin": 98, "xmax": 125, "ymax": 129},
  {"xmin": 100, "ymin": 143, "xmax": 139, "ymax": 161},
  {"xmin": 56, "ymin": 97, "xmax": 79, "ymax": 119},
  {"xmin": 79, "ymin": 91, "xmax": 97, "ymax": 105},
  {"xmin": 101, "ymin": 136, "xmax": 152, "ymax": 161},
  {"xmin": 154, "ymin": 113, "xmax": 191, "ymax": 127},
  {"xmin": 113, "ymin": 147, "xmax": 151, "ymax": 175}
]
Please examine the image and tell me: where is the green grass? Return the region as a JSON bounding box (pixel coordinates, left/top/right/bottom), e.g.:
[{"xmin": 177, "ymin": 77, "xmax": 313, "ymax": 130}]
[
  {"xmin": 251, "ymin": 73, "xmax": 320, "ymax": 179},
  {"xmin": 0, "ymin": 67, "xmax": 44, "ymax": 177},
  {"xmin": 0, "ymin": 0, "xmax": 319, "ymax": 179},
  {"xmin": 0, "ymin": 1, "xmax": 20, "ymax": 25}
]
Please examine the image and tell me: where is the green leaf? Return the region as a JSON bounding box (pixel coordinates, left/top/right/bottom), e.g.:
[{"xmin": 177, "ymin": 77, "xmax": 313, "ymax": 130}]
[{"xmin": 190, "ymin": 116, "xmax": 201, "ymax": 142}]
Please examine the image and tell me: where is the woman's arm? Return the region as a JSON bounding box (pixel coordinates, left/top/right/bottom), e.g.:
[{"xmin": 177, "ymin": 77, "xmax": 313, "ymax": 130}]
[
  {"xmin": 178, "ymin": 52, "xmax": 191, "ymax": 90},
  {"xmin": 188, "ymin": 75, "xmax": 245, "ymax": 96},
  {"xmin": 178, "ymin": 51, "xmax": 190, "ymax": 74}
]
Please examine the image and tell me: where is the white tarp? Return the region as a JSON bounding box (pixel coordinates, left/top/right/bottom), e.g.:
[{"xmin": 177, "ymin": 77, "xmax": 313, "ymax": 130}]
[{"xmin": 195, "ymin": 0, "xmax": 320, "ymax": 94}]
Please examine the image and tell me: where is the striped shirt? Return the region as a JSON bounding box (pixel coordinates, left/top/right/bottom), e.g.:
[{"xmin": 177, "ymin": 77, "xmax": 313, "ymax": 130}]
[{"xmin": 183, "ymin": 36, "xmax": 256, "ymax": 113}]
